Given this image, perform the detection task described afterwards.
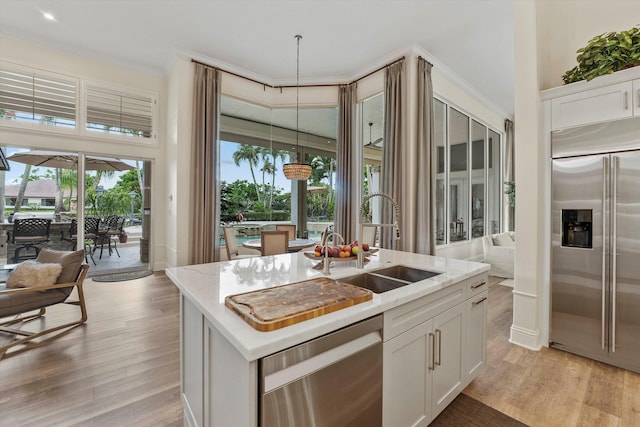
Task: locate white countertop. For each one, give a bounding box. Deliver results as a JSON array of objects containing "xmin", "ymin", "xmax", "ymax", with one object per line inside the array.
[{"xmin": 165, "ymin": 249, "xmax": 489, "ymax": 361}]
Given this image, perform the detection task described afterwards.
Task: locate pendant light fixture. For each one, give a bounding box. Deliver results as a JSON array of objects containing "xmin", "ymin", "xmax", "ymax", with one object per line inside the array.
[{"xmin": 283, "ymin": 34, "xmax": 312, "ymax": 181}]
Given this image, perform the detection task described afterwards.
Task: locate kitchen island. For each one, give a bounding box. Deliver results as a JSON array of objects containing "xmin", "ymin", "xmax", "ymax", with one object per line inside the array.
[{"xmin": 166, "ymin": 249, "xmax": 490, "ymax": 427}]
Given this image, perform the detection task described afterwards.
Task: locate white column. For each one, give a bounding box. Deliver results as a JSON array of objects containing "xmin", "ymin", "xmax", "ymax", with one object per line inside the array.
[{"xmin": 511, "ymin": 0, "xmax": 543, "ymax": 350}]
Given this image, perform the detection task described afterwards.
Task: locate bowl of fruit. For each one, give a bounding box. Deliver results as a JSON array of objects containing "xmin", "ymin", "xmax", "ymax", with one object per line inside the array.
[{"xmin": 304, "ymin": 240, "xmax": 378, "ymax": 262}]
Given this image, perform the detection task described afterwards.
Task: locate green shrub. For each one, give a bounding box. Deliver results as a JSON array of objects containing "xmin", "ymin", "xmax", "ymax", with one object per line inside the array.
[{"xmin": 563, "ymin": 25, "xmax": 640, "ymax": 84}]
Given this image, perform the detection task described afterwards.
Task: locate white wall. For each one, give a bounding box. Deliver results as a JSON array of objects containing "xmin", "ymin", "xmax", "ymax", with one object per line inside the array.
[
  {"xmin": 0, "ymin": 35, "xmax": 168, "ymax": 271},
  {"xmin": 536, "ymin": 0, "xmax": 640, "ymax": 91},
  {"xmin": 511, "ymin": 1, "xmax": 638, "ymax": 349}
]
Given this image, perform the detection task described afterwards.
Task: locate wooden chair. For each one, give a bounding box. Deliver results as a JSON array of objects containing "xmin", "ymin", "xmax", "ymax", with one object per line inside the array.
[
  {"xmin": 260, "ymin": 231, "xmax": 289, "ymax": 256},
  {"xmin": 362, "ymin": 224, "xmax": 378, "ymax": 247},
  {"xmin": 0, "ymin": 249, "xmax": 88, "ymax": 360},
  {"xmin": 276, "ymin": 224, "xmax": 296, "ymax": 240},
  {"xmin": 223, "ymin": 226, "xmax": 258, "ymax": 260}
]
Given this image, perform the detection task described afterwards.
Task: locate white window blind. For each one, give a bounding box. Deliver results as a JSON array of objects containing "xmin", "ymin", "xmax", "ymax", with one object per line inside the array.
[
  {"xmin": 0, "ymin": 68, "xmax": 76, "ymax": 127},
  {"xmin": 86, "ymin": 85, "xmax": 154, "ymax": 138}
]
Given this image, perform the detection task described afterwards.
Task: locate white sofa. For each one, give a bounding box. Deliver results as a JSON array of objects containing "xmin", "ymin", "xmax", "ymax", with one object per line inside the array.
[{"xmin": 482, "ymin": 231, "xmax": 515, "ymax": 278}]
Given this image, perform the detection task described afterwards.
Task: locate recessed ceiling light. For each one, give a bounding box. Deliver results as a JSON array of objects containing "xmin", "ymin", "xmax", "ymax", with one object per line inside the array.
[{"xmin": 42, "ymin": 12, "xmax": 56, "ymax": 21}]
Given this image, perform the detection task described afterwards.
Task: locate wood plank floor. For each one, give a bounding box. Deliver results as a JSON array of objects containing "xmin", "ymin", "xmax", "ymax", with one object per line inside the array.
[
  {"xmin": 464, "ymin": 278, "xmax": 640, "ymax": 427},
  {"xmin": 1, "ymin": 273, "xmax": 639, "ymax": 426},
  {"xmin": 0, "ymin": 273, "xmax": 183, "ymax": 426}
]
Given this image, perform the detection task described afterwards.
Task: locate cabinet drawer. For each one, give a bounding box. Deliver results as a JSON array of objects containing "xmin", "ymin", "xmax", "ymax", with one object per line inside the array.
[
  {"xmin": 383, "ymin": 282, "xmax": 464, "ymax": 341},
  {"xmin": 550, "ymin": 81, "xmax": 633, "ymax": 130},
  {"xmin": 466, "ymin": 273, "xmax": 488, "ymax": 298}
]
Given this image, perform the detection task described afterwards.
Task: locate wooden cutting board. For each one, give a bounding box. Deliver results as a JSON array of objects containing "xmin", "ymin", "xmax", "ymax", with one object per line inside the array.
[{"xmin": 225, "ymin": 277, "xmax": 372, "ymax": 331}]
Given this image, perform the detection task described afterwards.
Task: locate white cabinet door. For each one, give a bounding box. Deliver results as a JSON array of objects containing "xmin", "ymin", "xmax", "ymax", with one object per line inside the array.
[
  {"xmin": 383, "ymin": 319, "xmax": 432, "ymax": 427},
  {"xmin": 550, "ymin": 81, "xmax": 633, "ymax": 130},
  {"xmin": 430, "ymin": 303, "xmax": 465, "ymax": 419},
  {"xmin": 634, "ymin": 79, "xmax": 640, "ymax": 115},
  {"xmin": 464, "ymin": 290, "xmax": 488, "ymax": 382},
  {"xmin": 182, "ymin": 296, "xmax": 204, "ymax": 427}
]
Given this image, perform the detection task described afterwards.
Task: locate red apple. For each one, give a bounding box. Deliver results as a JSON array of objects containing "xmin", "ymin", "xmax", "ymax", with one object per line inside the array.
[{"xmin": 362, "ymin": 243, "xmax": 370, "ymax": 251}]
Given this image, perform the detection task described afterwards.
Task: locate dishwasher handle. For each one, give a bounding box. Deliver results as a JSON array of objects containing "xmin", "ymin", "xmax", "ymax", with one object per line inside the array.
[{"xmin": 263, "ymin": 330, "xmax": 382, "ymax": 393}]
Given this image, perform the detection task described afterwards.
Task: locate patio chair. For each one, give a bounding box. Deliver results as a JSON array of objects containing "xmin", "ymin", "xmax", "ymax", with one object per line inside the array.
[
  {"xmin": 223, "ymin": 226, "xmax": 258, "ymax": 260},
  {"xmin": 8, "ymin": 218, "xmax": 52, "ymax": 263},
  {"xmin": 98, "ymin": 216, "xmax": 125, "ymax": 259},
  {"xmin": 0, "ymin": 248, "xmax": 88, "ymax": 360},
  {"xmin": 260, "ymin": 230, "xmax": 289, "ymax": 256},
  {"xmin": 276, "ymin": 224, "xmax": 296, "ymax": 240},
  {"xmin": 60, "ymin": 217, "xmax": 101, "ymax": 265}
]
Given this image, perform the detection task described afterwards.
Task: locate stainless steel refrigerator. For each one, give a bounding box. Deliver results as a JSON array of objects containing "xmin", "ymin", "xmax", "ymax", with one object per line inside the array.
[{"xmin": 551, "ymin": 117, "xmax": 640, "ymax": 373}]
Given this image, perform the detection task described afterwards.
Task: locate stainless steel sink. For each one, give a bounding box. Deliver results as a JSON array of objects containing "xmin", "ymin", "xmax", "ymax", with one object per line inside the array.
[
  {"xmin": 370, "ymin": 265, "xmax": 440, "ymax": 283},
  {"xmin": 338, "ymin": 265, "xmax": 441, "ymax": 294},
  {"xmin": 337, "ymin": 273, "xmax": 410, "ymax": 294}
]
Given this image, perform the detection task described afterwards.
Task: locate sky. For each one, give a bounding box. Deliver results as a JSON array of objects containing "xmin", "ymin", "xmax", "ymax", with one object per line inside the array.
[
  {"xmin": 220, "ymin": 140, "xmax": 292, "ymax": 191},
  {"xmin": 2, "ymin": 141, "xmax": 326, "ymax": 192}
]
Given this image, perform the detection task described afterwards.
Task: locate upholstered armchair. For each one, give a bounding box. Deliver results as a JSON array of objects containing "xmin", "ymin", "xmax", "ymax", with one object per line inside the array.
[
  {"xmin": 482, "ymin": 231, "xmax": 515, "ymax": 278},
  {"xmin": 0, "ymin": 249, "xmax": 88, "ymax": 359}
]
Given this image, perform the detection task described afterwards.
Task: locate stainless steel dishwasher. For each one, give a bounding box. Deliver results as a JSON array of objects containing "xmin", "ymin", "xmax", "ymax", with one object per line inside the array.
[{"xmin": 260, "ymin": 315, "xmax": 383, "ymax": 427}]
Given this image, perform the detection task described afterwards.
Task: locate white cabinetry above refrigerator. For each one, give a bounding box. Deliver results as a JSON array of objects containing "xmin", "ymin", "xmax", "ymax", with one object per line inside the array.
[{"xmin": 543, "ymin": 67, "xmax": 640, "ymax": 131}]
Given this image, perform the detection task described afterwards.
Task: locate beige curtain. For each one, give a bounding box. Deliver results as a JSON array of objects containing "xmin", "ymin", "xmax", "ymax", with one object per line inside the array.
[
  {"xmin": 380, "ymin": 59, "xmax": 405, "ymax": 250},
  {"xmin": 504, "ymin": 119, "xmax": 515, "ymax": 231},
  {"xmin": 190, "ymin": 64, "xmax": 220, "ymax": 264},
  {"xmin": 335, "ymin": 83, "xmax": 357, "ymax": 242},
  {"xmin": 414, "ymin": 58, "xmax": 435, "ymax": 254}
]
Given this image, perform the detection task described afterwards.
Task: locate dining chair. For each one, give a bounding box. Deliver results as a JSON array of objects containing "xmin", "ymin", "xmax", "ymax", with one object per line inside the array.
[
  {"xmin": 260, "ymin": 231, "xmax": 289, "ymax": 256},
  {"xmin": 223, "ymin": 226, "xmax": 258, "ymax": 260},
  {"xmin": 275, "ymin": 224, "xmax": 296, "ymax": 241},
  {"xmin": 362, "ymin": 224, "xmax": 378, "ymax": 247}
]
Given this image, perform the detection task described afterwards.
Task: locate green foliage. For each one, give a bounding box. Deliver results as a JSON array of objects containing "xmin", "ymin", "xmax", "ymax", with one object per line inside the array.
[
  {"xmin": 563, "ymin": 25, "xmax": 640, "ymax": 84},
  {"xmin": 112, "ymin": 169, "xmax": 140, "ymax": 193},
  {"xmin": 504, "ymin": 181, "xmax": 515, "ymax": 208}
]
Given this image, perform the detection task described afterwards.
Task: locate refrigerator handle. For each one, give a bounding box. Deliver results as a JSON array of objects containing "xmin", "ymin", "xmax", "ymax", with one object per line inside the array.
[
  {"xmin": 611, "ymin": 156, "xmax": 618, "ymax": 353},
  {"xmin": 601, "ymin": 157, "xmax": 607, "ymax": 351}
]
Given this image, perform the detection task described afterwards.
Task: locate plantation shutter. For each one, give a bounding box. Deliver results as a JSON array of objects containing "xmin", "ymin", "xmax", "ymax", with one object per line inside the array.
[
  {"xmin": 0, "ymin": 68, "xmax": 76, "ymax": 126},
  {"xmin": 86, "ymin": 85, "xmax": 154, "ymax": 138}
]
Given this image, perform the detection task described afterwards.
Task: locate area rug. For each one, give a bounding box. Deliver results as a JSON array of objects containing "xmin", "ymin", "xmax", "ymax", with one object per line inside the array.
[
  {"xmin": 430, "ymin": 393, "xmax": 528, "ymax": 427},
  {"xmin": 91, "ymin": 270, "xmax": 153, "ymax": 282}
]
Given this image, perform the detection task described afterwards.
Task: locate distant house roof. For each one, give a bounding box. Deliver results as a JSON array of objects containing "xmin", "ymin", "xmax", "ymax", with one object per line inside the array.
[{"xmin": 5, "ymin": 179, "xmax": 57, "ymax": 198}]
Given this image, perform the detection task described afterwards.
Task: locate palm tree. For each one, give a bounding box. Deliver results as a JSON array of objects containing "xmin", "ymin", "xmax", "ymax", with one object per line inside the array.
[
  {"xmin": 59, "ymin": 169, "xmax": 77, "ymax": 211},
  {"xmin": 14, "ymin": 164, "xmax": 31, "ymax": 213},
  {"xmin": 232, "ymin": 144, "xmax": 261, "ymax": 202}
]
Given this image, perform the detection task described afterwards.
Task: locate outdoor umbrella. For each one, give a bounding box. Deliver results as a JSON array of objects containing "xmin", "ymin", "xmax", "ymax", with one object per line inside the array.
[{"xmin": 6, "ymin": 150, "xmax": 134, "ymax": 171}]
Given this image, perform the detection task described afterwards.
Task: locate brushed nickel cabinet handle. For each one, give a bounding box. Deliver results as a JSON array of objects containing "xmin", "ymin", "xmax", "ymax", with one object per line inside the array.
[
  {"xmin": 472, "ymin": 296, "xmax": 487, "ymax": 306},
  {"xmin": 428, "ymin": 332, "xmax": 435, "ymax": 371},
  {"xmin": 471, "ymin": 281, "xmax": 486, "ymax": 289},
  {"xmin": 435, "ymin": 329, "xmax": 442, "ymax": 366},
  {"xmin": 623, "ymin": 91, "xmax": 629, "ymax": 110}
]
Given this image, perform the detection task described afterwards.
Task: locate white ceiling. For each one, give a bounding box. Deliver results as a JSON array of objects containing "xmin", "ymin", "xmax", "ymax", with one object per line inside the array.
[{"xmin": 0, "ymin": 0, "xmax": 515, "ymax": 117}]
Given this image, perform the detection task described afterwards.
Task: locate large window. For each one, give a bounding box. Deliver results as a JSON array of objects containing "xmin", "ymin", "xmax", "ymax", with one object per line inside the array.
[
  {"xmin": 0, "ymin": 62, "xmax": 157, "ymax": 143},
  {"xmin": 219, "ymin": 96, "xmax": 337, "ymax": 245},
  {"xmin": 435, "ymin": 98, "xmax": 503, "ymax": 246},
  {"xmin": 0, "ymin": 65, "xmax": 77, "ymax": 128}
]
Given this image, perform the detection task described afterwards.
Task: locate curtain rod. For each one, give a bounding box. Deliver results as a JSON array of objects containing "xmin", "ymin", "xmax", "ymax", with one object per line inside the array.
[
  {"xmin": 191, "ymin": 55, "xmax": 407, "ymax": 89},
  {"xmin": 417, "ymin": 56, "xmax": 434, "ymax": 67}
]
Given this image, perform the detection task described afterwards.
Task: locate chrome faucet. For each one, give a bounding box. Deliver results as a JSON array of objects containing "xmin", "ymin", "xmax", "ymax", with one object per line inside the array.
[
  {"xmin": 323, "ymin": 232, "xmax": 345, "ymax": 275},
  {"xmin": 357, "ymin": 192, "xmax": 401, "ymax": 269}
]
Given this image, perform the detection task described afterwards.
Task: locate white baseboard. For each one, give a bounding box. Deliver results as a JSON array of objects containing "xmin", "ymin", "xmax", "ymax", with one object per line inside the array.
[{"xmin": 509, "ymin": 325, "xmax": 542, "ymax": 351}]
